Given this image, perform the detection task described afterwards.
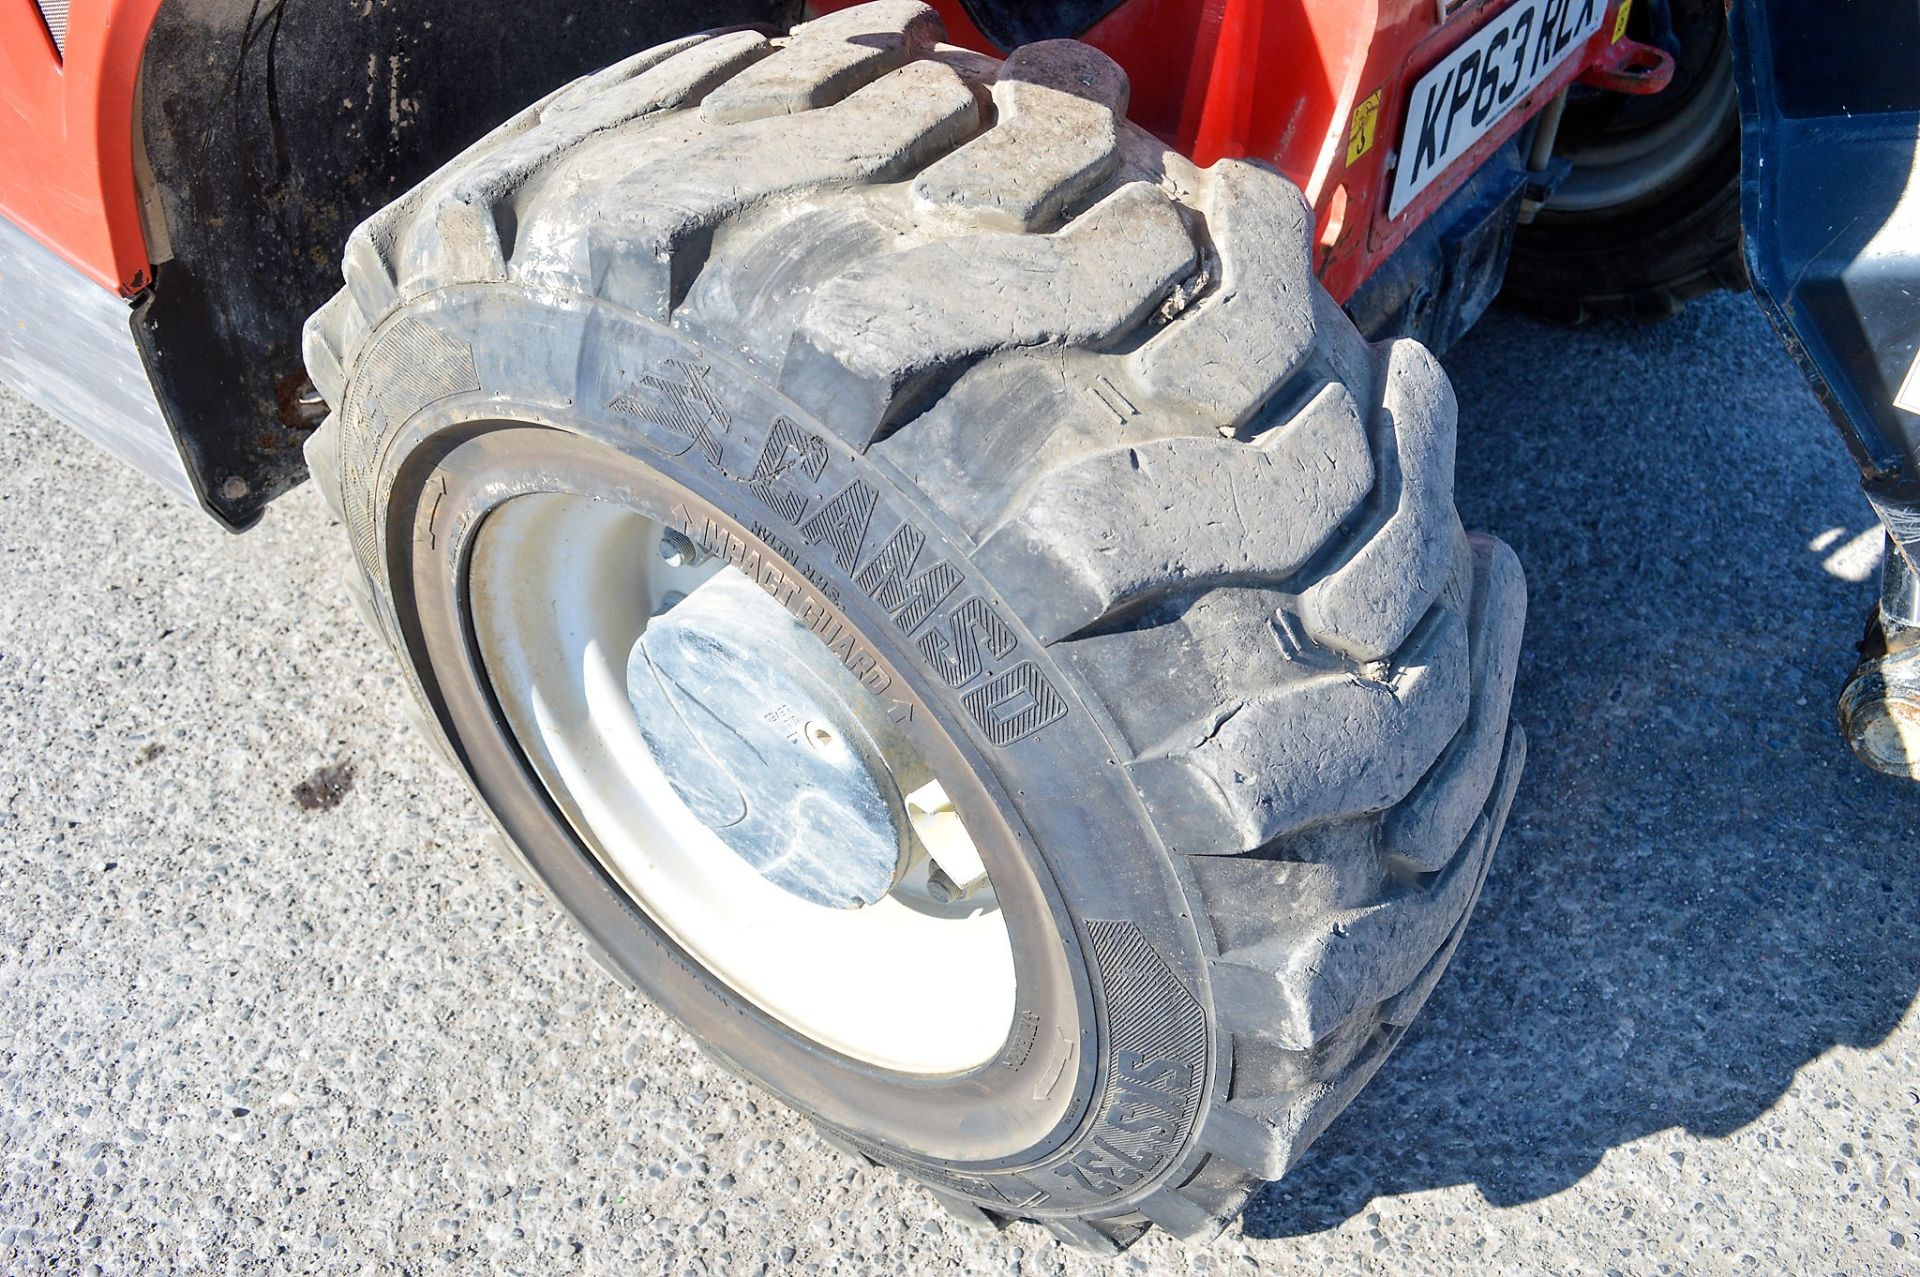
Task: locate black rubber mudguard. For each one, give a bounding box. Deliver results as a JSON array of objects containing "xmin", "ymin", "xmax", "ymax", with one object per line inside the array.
[{"xmin": 134, "ymin": 0, "xmax": 801, "ymax": 529}]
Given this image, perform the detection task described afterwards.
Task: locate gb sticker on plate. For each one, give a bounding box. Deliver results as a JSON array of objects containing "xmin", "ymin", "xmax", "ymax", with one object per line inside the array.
[{"xmin": 1389, "ymin": 0, "xmax": 1609, "ymax": 218}]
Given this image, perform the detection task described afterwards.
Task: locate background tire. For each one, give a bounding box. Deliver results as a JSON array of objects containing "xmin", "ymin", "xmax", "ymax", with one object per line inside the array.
[
  {"xmin": 301, "ymin": 1, "xmax": 1527, "ymax": 1248},
  {"xmin": 1503, "ymin": 0, "xmax": 1745, "ymax": 323}
]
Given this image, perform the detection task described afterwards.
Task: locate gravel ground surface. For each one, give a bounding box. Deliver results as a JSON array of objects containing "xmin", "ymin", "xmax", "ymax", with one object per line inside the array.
[{"xmin": 2, "ymin": 293, "xmax": 1917, "ymax": 1276}]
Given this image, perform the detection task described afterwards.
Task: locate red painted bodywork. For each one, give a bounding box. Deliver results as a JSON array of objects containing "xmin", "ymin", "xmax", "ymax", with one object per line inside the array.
[
  {"xmin": 0, "ymin": 0, "xmax": 168, "ymax": 296},
  {"xmin": 2, "ymin": 0, "xmax": 1622, "ymax": 303}
]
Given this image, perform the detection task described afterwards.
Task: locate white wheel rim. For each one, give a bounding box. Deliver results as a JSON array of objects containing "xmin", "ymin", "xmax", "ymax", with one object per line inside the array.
[{"xmin": 469, "ymin": 492, "xmax": 1018, "ymax": 1075}]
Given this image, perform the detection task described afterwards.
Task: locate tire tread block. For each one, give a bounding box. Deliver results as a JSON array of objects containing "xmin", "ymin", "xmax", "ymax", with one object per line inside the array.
[
  {"xmin": 1209, "ymin": 724, "xmax": 1526, "ymax": 1055},
  {"xmin": 554, "ymin": 58, "xmax": 980, "ymax": 320},
  {"xmin": 782, "ymin": 180, "xmax": 1198, "ymax": 443},
  {"xmin": 1384, "ymin": 534, "xmax": 1527, "ymax": 870},
  {"xmin": 978, "ymin": 380, "xmax": 1372, "ymax": 644},
  {"xmin": 912, "ymin": 40, "xmax": 1128, "ymax": 231},
  {"xmin": 1129, "ymin": 159, "xmax": 1319, "ymax": 432},
  {"xmin": 697, "ymin": 0, "xmax": 943, "ymax": 125},
  {"xmin": 1129, "ymin": 603, "xmax": 1472, "ymax": 855},
  {"xmin": 538, "ymin": 32, "xmax": 721, "ymax": 119},
  {"xmin": 405, "ymin": 31, "xmax": 777, "ymax": 291},
  {"xmin": 302, "ymin": 292, "xmax": 352, "ymax": 408},
  {"xmin": 1298, "ymin": 338, "xmax": 1459, "ymax": 663},
  {"xmin": 1135, "ymin": 1157, "xmax": 1258, "ymax": 1243},
  {"xmin": 1202, "ymin": 725, "xmax": 1524, "ymax": 1179},
  {"xmin": 1039, "ymin": 1216, "xmax": 1150, "ymax": 1254}
]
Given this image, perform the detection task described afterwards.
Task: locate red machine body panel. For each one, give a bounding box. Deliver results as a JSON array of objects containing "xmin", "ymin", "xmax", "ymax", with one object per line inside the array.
[{"xmin": 0, "ymin": 0, "xmax": 167, "ymax": 296}]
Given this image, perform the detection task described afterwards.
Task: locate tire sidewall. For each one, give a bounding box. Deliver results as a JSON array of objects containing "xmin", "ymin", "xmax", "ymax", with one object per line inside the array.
[{"xmin": 337, "ymin": 282, "xmax": 1222, "ymax": 1216}]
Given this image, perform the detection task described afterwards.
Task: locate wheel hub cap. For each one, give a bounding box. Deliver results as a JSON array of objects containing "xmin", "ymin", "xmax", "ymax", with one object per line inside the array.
[{"xmin": 625, "ymin": 568, "xmax": 915, "ymax": 908}]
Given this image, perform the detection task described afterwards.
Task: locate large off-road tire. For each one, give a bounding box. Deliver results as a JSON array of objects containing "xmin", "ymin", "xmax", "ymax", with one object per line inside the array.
[
  {"xmin": 1502, "ymin": 0, "xmax": 1745, "ymax": 323},
  {"xmin": 300, "ymin": 2, "xmax": 1527, "ymax": 1248}
]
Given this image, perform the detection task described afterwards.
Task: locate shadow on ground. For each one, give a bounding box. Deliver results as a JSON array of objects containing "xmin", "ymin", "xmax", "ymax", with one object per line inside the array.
[{"xmin": 1244, "ymin": 295, "xmax": 1920, "ymax": 1239}]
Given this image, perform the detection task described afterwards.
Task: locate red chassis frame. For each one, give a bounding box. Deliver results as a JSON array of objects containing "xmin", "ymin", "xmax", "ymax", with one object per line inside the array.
[{"xmin": 2, "ymin": 0, "xmax": 1627, "ymax": 306}]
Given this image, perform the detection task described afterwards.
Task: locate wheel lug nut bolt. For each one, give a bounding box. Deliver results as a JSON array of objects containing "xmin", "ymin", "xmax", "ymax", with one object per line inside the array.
[
  {"xmin": 658, "ymin": 528, "xmax": 701, "ymax": 567},
  {"xmin": 926, "ymin": 864, "xmax": 959, "ymax": 903}
]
